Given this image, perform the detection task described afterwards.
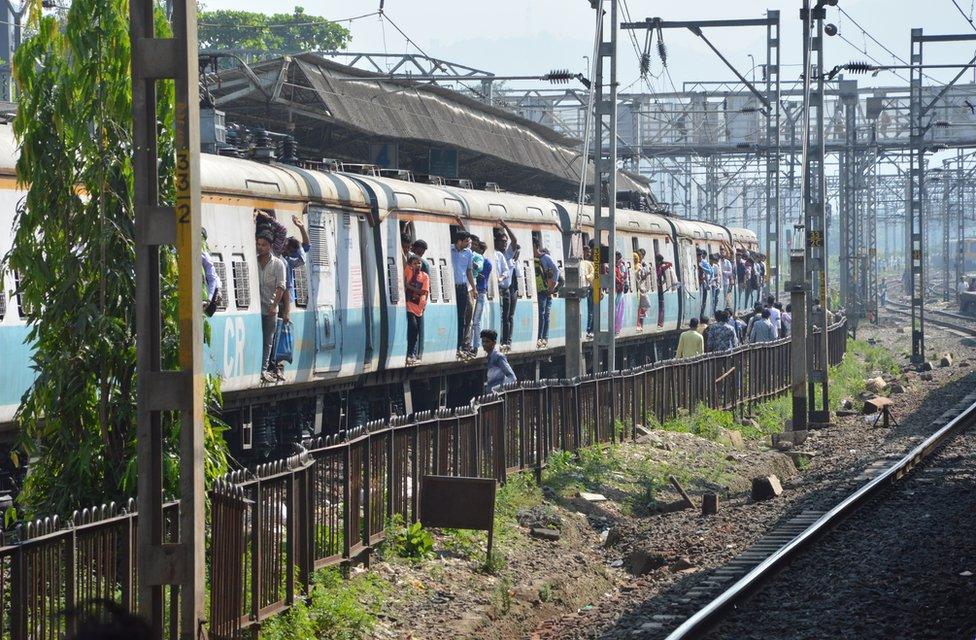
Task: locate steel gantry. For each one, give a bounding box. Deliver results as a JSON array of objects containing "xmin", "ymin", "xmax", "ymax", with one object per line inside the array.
[
  {"xmin": 838, "ymin": 79, "xmax": 859, "ymax": 322},
  {"xmin": 591, "ymin": 0, "xmax": 619, "ymax": 371},
  {"xmin": 799, "ymin": 0, "xmax": 831, "ymax": 425},
  {"xmin": 620, "ymin": 12, "xmax": 783, "ymax": 293},
  {"xmin": 907, "ymin": 29, "xmax": 976, "ymax": 364}
]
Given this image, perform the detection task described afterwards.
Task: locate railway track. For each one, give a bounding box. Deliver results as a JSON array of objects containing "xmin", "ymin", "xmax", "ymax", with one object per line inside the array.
[
  {"xmin": 884, "ymin": 300, "xmax": 976, "ymax": 338},
  {"xmin": 657, "ymin": 387, "xmax": 976, "ymax": 640}
]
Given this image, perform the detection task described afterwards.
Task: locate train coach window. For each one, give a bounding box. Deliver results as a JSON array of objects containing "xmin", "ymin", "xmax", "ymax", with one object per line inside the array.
[
  {"xmin": 438, "ymin": 259, "xmax": 452, "ymax": 302},
  {"xmin": 386, "ymin": 257, "xmax": 400, "ymax": 304},
  {"xmin": 427, "ymin": 258, "xmax": 440, "ymax": 302},
  {"xmin": 210, "ymin": 254, "xmax": 228, "ymax": 312},
  {"xmin": 231, "ymin": 254, "xmax": 251, "ymax": 310},
  {"xmin": 294, "ymin": 264, "xmax": 309, "ymax": 308},
  {"xmin": 13, "ymin": 271, "xmax": 30, "ymax": 317},
  {"xmin": 522, "ymin": 260, "xmax": 534, "ymax": 299}
]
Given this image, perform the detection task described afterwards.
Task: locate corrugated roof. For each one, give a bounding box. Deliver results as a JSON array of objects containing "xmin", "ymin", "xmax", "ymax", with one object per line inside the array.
[{"xmin": 209, "ymin": 53, "xmax": 652, "ymax": 197}]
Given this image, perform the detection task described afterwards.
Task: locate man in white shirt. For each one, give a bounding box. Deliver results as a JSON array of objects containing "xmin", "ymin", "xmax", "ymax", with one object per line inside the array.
[
  {"xmin": 764, "ymin": 295, "xmax": 782, "ymax": 338},
  {"xmin": 721, "ymin": 252, "xmax": 734, "ymax": 310},
  {"xmin": 581, "ymin": 244, "xmax": 596, "ymax": 337},
  {"xmin": 257, "ymin": 229, "xmax": 286, "ymax": 382},
  {"xmin": 498, "ymin": 221, "xmax": 520, "ymax": 350}
]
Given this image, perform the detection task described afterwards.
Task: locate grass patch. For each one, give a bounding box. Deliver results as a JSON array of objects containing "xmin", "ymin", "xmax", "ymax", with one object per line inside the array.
[
  {"xmin": 260, "ymin": 568, "xmax": 387, "ymax": 640},
  {"xmin": 751, "ymin": 395, "xmax": 791, "ymax": 438},
  {"xmin": 849, "ymin": 337, "xmax": 900, "ymax": 376},
  {"xmin": 543, "ymin": 445, "xmax": 623, "ymax": 496},
  {"xmin": 493, "ymin": 472, "xmax": 543, "ymax": 549},
  {"xmin": 660, "ymin": 404, "xmax": 734, "ymax": 441},
  {"xmin": 382, "ymin": 514, "xmax": 434, "ymax": 562}
]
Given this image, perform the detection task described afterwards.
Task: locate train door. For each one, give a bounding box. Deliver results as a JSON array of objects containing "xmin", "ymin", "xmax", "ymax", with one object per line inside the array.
[
  {"xmin": 308, "ymin": 205, "xmax": 343, "ymax": 373},
  {"xmin": 358, "ymin": 214, "xmax": 378, "ymax": 371}
]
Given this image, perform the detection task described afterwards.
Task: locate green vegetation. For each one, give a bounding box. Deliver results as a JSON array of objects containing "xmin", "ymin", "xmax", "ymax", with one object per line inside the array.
[
  {"xmin": 9, "ymin": 0, "xmax": 228, "ymax": 516},
  {"xmin": 849, "ymin": 337, "xmax": 900, "ymax": 376},
  {"xmin": 198, "ymin": 7, "xmax": 350, "ymax": 56},
  {"xmin": 543, "ymin": 442, "xmax": 733, "ymax": 515},
  {"xmin": 493, "ymin": 472, "xmax": 543, "ymax": 545},
  {"xmin": 752, "ymin": 395, "xmax": 792, "ymax": 436},
  {"xmin": 260, "ymin": 568, "xmax": 387, "ymax": 640},
  {"xmin": 383, "ymin": 515, "xmax": 434, "ymax": 561}
]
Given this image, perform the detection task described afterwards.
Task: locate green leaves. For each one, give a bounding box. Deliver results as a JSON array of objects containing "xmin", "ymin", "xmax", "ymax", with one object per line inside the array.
[
  {"xmin": 7, "ymin": 0, "xmax": 227, "ymax": 517},
  {"xmin": 198, "ymin": 6, "xmax": 351, "ymax": 57}
]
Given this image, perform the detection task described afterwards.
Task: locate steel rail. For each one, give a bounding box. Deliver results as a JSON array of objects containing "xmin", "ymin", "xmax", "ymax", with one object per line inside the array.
[
  {"xmin": 885, "ymin": 300, "xmax": 976, "ymax": 336},
  {"xmin": 664, "ymin": 389, "xmax": 976, "ymax": 640}
]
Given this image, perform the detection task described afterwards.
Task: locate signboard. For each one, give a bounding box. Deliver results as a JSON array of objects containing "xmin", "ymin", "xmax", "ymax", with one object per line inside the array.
[
  {"xmin": 420, "ymin": 475, "xmax": 496, "ymax": 561},
  {"xmin": 428, "ymin": 148, "xmax": 459, "ymax": 178}
]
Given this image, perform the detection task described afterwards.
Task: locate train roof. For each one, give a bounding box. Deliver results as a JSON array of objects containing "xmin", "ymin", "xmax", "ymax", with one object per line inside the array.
[{"xmin": 201, "ymin": 154, "xmax": 370, "ymax": 209}]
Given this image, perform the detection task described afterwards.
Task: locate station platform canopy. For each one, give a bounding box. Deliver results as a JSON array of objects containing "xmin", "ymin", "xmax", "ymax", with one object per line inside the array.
[{"xmin": 206, "ymin": 52, "xmax": 652, "ymax": 200}]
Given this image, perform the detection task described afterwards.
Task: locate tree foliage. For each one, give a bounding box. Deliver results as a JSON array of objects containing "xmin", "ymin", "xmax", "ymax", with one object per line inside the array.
[
  {"xmin": 7, "ymin": 0, "xmax": 228, "ymax": 517},
  {"xmin": 198, "ymin": 6, "xmax": 350, "ymax": 55}
]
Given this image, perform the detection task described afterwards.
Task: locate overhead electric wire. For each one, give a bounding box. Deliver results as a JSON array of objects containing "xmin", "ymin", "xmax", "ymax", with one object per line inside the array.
[
  {"xmin": 199, "ymin": 11, "xmax": 380, "ymax": 28},
  {"xmin": 950, "ymin": 0, "xmax": 976, "ymax": 31},
  {"xmin": 836, "ymin": 6, "xmax": 940, "ymax": 83},
  {"xmin": 620, "ymin": 0, "xmax": 657, "ymax": 91},
  {"xmin": 835, "ymin": 31, "xmax": 910, "ymax": 83}
]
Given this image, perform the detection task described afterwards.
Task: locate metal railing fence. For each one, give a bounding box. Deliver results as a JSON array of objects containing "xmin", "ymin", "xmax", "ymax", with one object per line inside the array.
[{"xmin": 0, "ymin": 321, "xmax": 846, "ymax": 640}]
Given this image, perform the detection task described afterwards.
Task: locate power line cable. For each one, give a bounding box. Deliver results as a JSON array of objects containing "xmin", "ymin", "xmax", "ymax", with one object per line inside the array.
[
  {"xmin": 200, "ymin": 11, "xmax": 380, "ymax": 28},
  {"xmin": 836, "ymin": 6, "xmax": 940, "ymax": 83},
  {"xmin": 950, "ymin": 0, "xmax": 976, "ymax": 31},
  {"xmin": 835, "ymin": 31, "xmax": 910, "ymax": 83}
]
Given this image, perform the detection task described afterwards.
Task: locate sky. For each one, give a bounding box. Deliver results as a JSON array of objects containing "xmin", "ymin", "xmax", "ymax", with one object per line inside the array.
[{"xmin": 198, "ymin": 0, "xmax": 976, "ymax": 91}]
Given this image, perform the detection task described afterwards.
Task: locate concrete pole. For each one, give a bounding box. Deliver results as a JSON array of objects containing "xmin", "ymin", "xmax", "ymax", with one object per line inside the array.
[
  {"xmin": 790, "ymin": 230, "xmax": 808, "ymax": 431},
  {"xmin": 564, "ymin": 259, "xmax": 583, "ymax": 378}
]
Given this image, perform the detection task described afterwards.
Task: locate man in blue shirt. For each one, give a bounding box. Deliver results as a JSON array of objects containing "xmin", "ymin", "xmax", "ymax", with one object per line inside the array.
[
  {"xmin": 480, "ymin": 329, "xmax": 516, "ymax": 392},
  {"xmin": 534, "ymin": 242, "xmax": 560, "ymax": 346},
  {"xmin": 698, "ymin": 249, "xmax": 714, "ymax": 318},
  {"xmin": 280, "ymin": 214, "xmax": 311, "ymax": 324},
  {"xmin": 451, "ymin": 230, "xmax": 477, "ymax": 357},
  {"xmin": 749, "ymin": 308, "xmax": 776, "ymax": 343}
]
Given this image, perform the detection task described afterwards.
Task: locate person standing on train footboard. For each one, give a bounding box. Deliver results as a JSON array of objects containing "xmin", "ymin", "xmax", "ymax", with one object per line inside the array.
[
  {"xmin": 256, "ymin": 229, "xmax": 286, "ymax": 383},
  {"xmin": 404, "ymin": 254, "xmax": 430, "ymax": 365},
  {"xmin": 534, "ymin": 241, "xmax": 560, "ymax": 347},
  {"xmin": 451, "ymin": 230, "xmax": 476, "ymax": 359},
  {"xmin": 498, "ymin": 221, "xmax": 520, "ymax": 352}
]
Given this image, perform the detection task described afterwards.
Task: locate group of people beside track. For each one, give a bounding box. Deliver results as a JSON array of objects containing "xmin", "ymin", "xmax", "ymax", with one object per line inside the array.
[
  {"xmin": 675, "ymin": 294, "xmax": 792, "ymax": 358},
  {"xmin": 400, "ymin": 223, "xmax": 561, "ymax": 366}
]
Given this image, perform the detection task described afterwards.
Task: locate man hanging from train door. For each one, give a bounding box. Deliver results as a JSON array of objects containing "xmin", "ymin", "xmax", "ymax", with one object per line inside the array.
[
  {"xmin": 256, "ymin": 229, "xmax": 286, "ymax": 383},
  {"xmin": 655, "ymin": 253, "xmax": 676, "ymax": 328},
  {"xmin": 497, "ymin": 221, "xmax": 520, "ymax": 352},
  {"xmin": 534, "ymin": 239, "xmax": 560, "ymax": 347},
  {"xmin": 451, "ymin": 230, "xmax": 476, "ymax": 359}
]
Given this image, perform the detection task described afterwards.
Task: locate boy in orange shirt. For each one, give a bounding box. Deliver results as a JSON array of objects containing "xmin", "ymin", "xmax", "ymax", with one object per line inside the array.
[{"xmin": 405, "ymin": 254, "xmax": 430, "ymax": 365}]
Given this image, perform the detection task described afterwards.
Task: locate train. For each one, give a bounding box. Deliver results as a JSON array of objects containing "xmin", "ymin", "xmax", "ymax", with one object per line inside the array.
[{"xmin": 0, "ymin": 121, "xmax": 760, "ymax": 463}]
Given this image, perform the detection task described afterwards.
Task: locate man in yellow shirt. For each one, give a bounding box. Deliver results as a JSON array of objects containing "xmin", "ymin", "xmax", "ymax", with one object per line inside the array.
[{"xmin": 676, "ymin": 318, "xmax": 704, "ymax": 358}]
